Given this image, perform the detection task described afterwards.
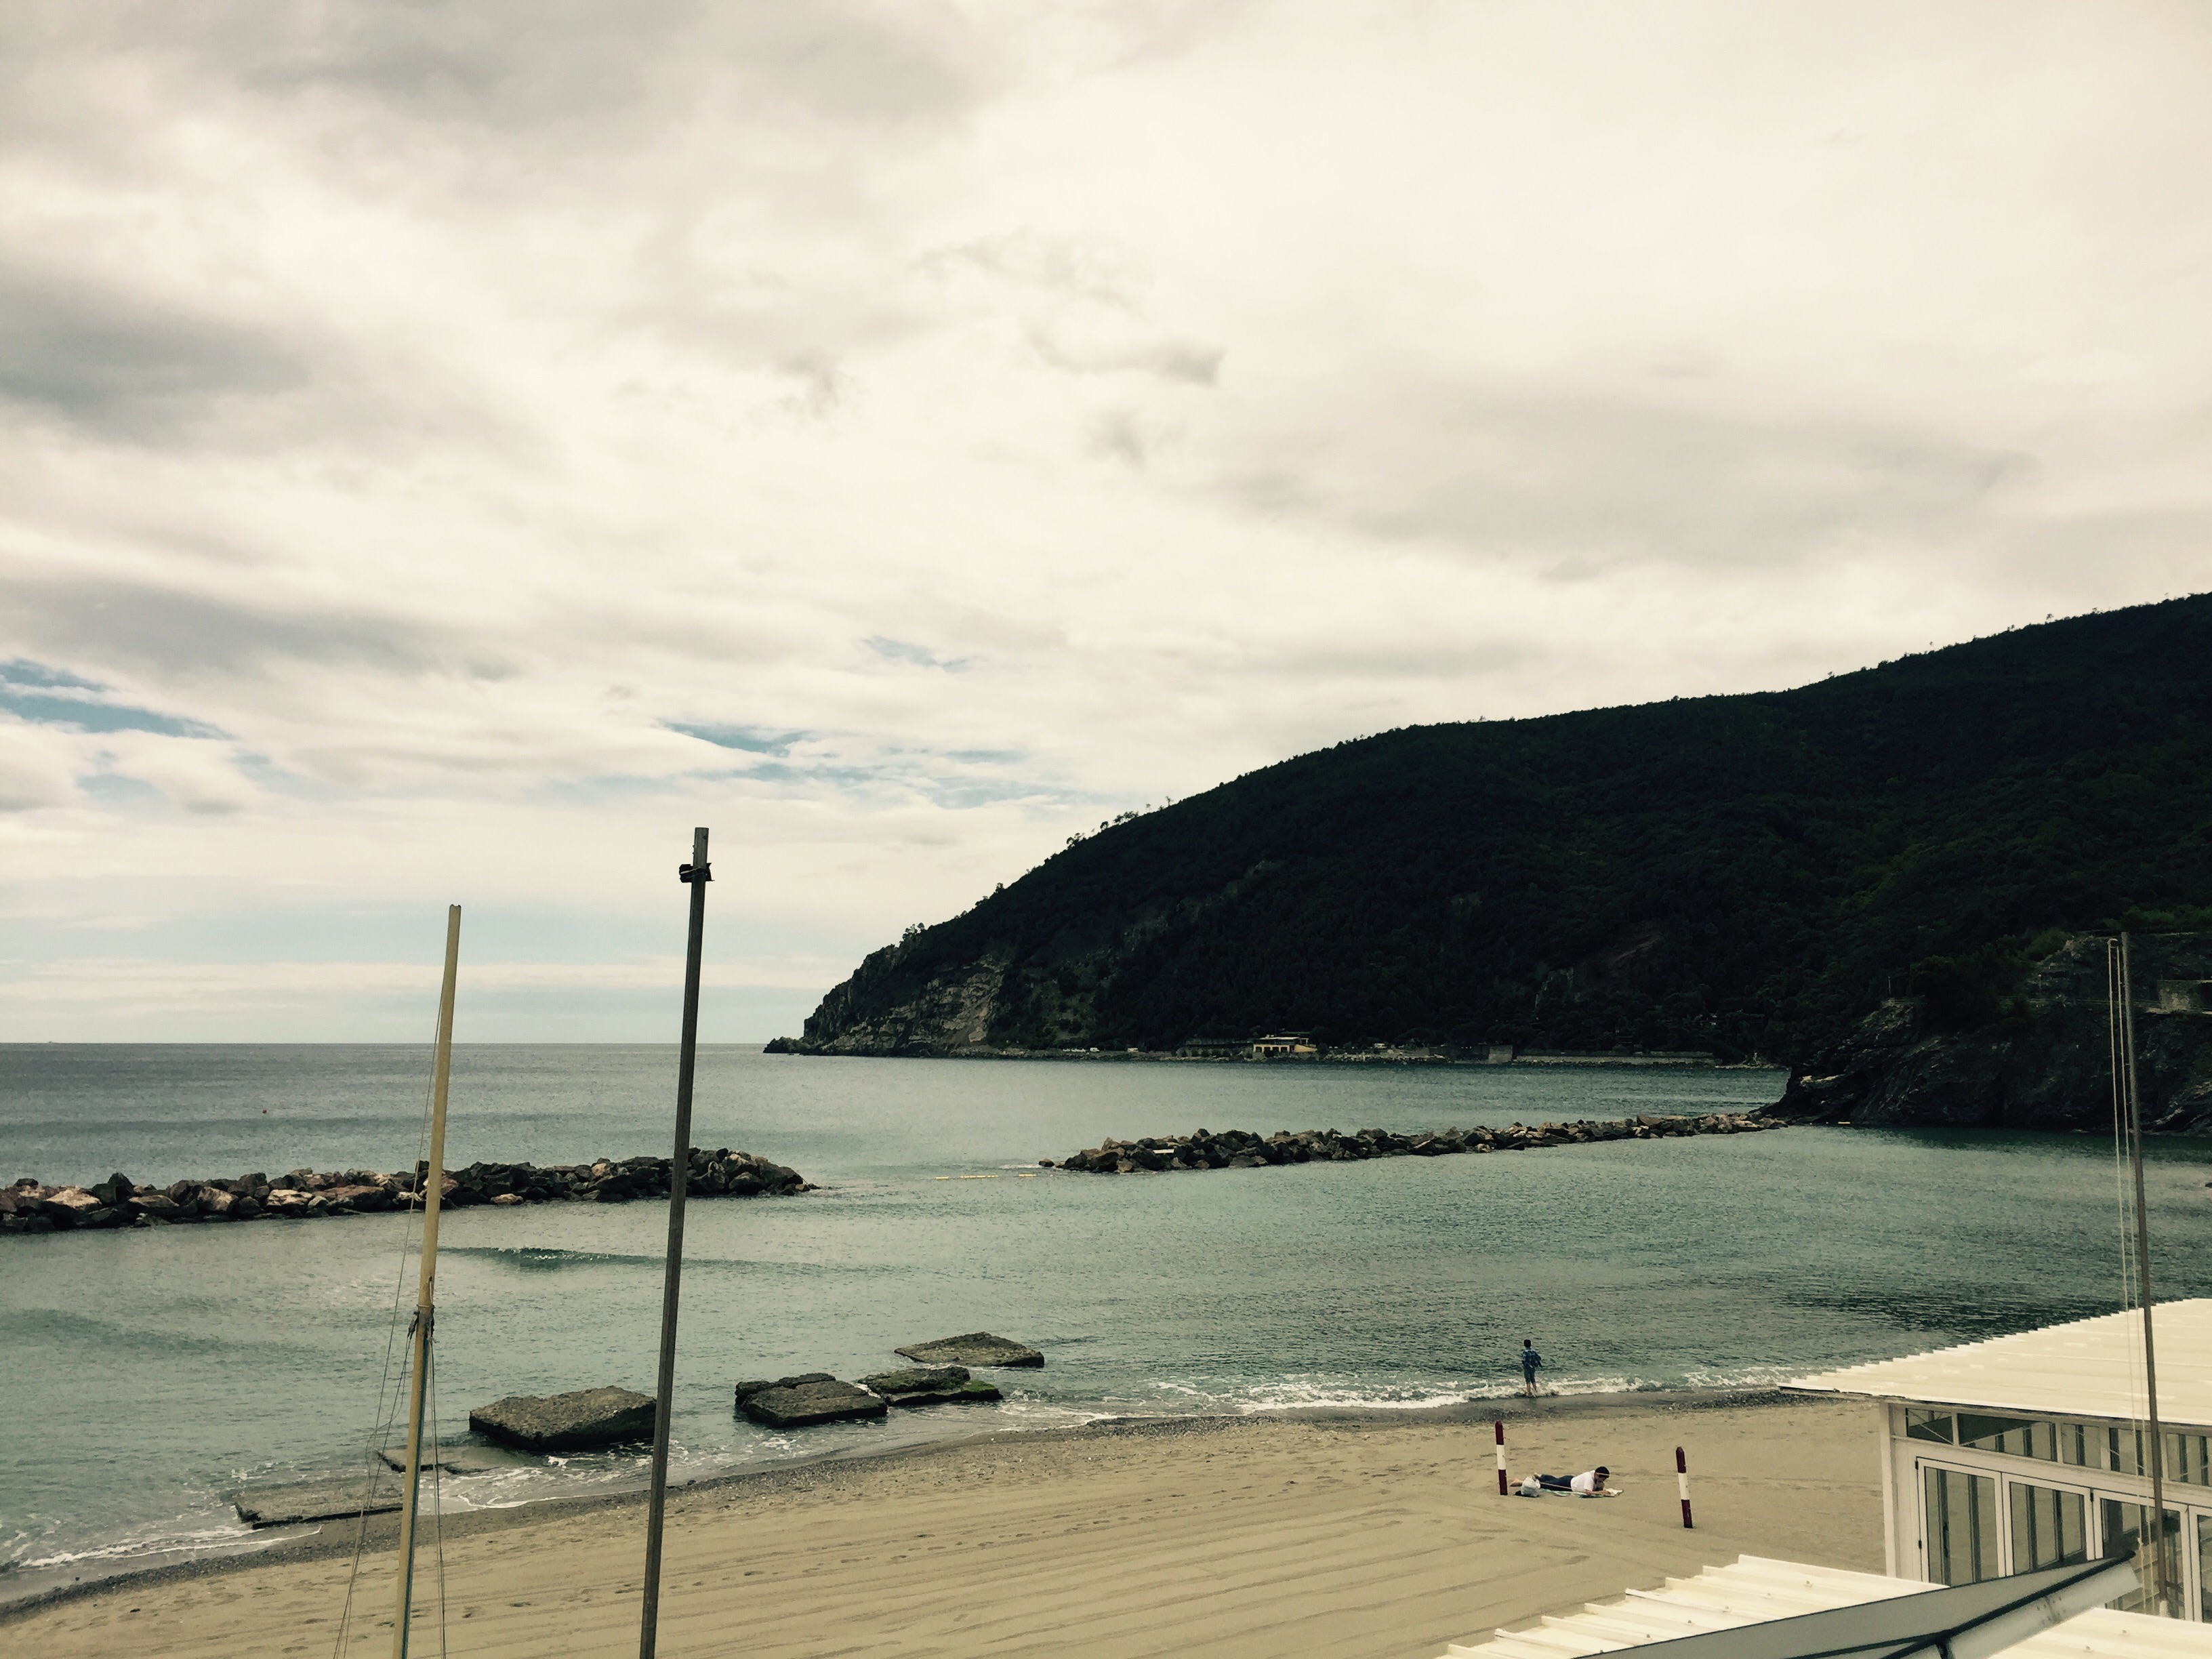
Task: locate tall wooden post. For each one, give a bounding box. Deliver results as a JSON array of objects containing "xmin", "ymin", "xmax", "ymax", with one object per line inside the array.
[
  {"xmin": 640, "ymin": 829, "xmax": 710, "ymax": 1659},
  {"xmin": 2117, "ymin": 934, "xmax": 2170, "ymax": 1616},
  {"xmin": 392, "ymin": 904, "xmax": 460, "ymax": 1659}
]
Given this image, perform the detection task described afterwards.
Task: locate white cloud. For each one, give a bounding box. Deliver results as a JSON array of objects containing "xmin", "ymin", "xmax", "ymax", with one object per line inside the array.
[
  {"xmin": 0, "ymin": 718, "xmax": 79, "ymax": 811},
  {"xmin": 1, "ymin": 0, "xmax": 2207, "ymax": 1035}
]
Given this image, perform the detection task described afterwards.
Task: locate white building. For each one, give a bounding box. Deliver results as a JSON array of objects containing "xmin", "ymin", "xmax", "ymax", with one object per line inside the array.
[
  {"xmin": 1437, "ymin": 1553, "xmax": 2206, "ymax": 1657},
  {"xmin": 1786, "ymin": 1299, "xmax": 2212, "ymax": 1620}
]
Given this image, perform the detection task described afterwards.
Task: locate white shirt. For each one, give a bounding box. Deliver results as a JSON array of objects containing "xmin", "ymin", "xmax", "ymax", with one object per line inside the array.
[{"xmin": 1570, "ymin": 1470, "xmax": 1605, "ymax": 1494}]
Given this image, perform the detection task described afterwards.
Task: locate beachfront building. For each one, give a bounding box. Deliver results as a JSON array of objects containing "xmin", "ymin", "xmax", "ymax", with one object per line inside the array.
[
  {"xmin": 1439, "ymin": 1553, "xmax": 2210, "ymax": 1657},
  {"xmin": 1786, "ymin": 1300, "xmax": 2212, "ymax": 1620}
]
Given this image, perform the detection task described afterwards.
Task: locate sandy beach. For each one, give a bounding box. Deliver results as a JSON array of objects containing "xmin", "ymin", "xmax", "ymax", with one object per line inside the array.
[{"xmin": 5, "ymin": 1392, "xmax": 1883, "ymax": 1659}]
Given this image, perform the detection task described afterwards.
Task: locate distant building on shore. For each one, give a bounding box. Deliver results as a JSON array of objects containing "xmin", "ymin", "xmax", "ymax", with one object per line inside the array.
[
  {"xmin": 1789, "ymin": 1301, "xmax": 2212, "ymax": 1622},
  {"xmin": 1251, "ymin": 1033, "xmax": 1316, "ymax": 1058}
]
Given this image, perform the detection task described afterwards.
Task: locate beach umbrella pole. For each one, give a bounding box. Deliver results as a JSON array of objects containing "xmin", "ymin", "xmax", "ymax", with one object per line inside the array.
[{"xmin": 640, "ymin": 828, "xmax": 710, "ymax": 1659}]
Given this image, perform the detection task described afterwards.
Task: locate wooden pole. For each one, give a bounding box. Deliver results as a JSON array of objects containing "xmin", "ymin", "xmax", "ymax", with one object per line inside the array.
[
  {"xmin": 640, "ymin": 829, "xmax": 710, "ymax": 1659},
  {"xmin": 1494, "ymin": 1421, "xmax": 1507, "ymax": 1495},
  {"xmin": 2118, "ymin": 934, "xmax": 2171, "ymax": 1616},
  {"xmin": 1676, "ymin": 1446, "xmax": 1693, "ymax": 1529},
  {"xmin": 392, "ymin": 904, "xmax": 460, "ymax": 1659}
]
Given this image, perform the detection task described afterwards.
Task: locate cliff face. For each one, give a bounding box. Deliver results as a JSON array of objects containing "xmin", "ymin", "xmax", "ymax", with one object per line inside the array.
[
  {"xmin": 1775, "ymin": 934, "xmax": 2212, "ymax": 1131},
  {"xmin": 780, "ymin": 596, "xmax": 2212, "ymax": 1069},
  {"xmin": 798, "ymin": 947, "xmax": 1011, "ymax": 1055},
  {"xmin": 793, "ymin": 861, "xmax": 1291, "ymax": 1055}
]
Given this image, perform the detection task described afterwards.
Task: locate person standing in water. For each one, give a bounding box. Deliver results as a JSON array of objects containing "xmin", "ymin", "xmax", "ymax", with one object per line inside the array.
[{"xmin": 1520, "ymin": 1338, "xmax": 1542, "ymax": 1396}]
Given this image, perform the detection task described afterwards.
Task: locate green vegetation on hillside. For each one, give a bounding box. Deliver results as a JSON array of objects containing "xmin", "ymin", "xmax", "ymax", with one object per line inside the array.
[{"xmin": 797, "ymin": 596, "xmax": 2212, "ymax": 1063}]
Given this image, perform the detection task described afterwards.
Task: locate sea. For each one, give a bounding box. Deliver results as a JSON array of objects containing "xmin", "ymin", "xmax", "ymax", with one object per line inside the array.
[{"xmin": 7, "ymin": 1043, "xmax": 2212, "ymax": 1602}]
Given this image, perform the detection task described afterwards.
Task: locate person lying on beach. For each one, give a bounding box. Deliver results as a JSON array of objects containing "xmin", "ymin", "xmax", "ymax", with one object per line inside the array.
[{"xmin": 1517, "ymin": 1466, "xmax": 1615, "ymax": 1496}]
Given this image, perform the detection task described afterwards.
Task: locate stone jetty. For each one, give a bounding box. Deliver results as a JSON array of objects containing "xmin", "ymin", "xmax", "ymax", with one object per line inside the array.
[
  {"xmin": 1, "ymin": 1146, "xmax": 811, "ymax": 1235},
  {"xmin": 1048, "ymin": 1111, "xmax": 1784, "ymax": 1173}
]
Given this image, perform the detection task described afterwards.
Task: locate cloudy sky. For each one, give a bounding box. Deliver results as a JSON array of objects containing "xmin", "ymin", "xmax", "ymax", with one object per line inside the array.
[{"xmin": 3, "ymin": 1, "xmax": 2207, "ymax": 1041}]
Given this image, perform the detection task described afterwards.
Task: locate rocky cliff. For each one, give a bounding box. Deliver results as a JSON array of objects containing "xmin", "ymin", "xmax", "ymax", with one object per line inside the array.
[
  {"xmin": 791, "ymin": 947, "xmax": 1012, "ymax": 1055},
  {"xmin": 1774, "ymin": 934, "xmax": 2212, "ymax": 1132}
]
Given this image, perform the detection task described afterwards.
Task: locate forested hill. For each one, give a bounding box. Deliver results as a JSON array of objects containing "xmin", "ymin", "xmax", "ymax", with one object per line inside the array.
[{"xmin": 786, "ymin": 595, "xmax": 2212, "ymax": 1065}]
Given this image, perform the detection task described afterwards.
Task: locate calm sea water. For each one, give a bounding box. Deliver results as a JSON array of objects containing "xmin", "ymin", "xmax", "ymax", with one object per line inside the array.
[{"xmin": 5, "ymin": 1044, "xmax": 2211, "ymax": 1599}]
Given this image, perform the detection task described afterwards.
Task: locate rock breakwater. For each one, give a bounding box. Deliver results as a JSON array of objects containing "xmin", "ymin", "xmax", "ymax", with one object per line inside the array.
[
  {"xmin": 1047, "ymin": 1112, "xmax": 1783, "ymax": 1172},
  {"xmin": 1, "ymin": 1146, "xmax": 810, "ymax": 1236}
]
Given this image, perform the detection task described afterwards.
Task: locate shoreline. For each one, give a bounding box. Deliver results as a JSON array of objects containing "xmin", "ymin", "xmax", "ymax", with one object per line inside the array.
[
  {"xmin": 0, "ymin": 1384, "xmax": 1812, "ymax": 1624},
  {"xmin": 764, "ymin": 1045, "xmax": 1779, "ymax": 1069},
  {"xmin": 3, "ymin": 1387, "xmax": 1883, "ymax": 1659}
]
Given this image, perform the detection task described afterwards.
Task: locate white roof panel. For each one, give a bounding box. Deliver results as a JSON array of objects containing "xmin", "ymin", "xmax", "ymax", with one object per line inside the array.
[
  {"xmin": 1436, "ymin": 1555, "xmax": 2212, "ymax": 1657},
  {"xmin": 1784, "ymin": 1300, "xmax": 2212, "ymax": 1429}
]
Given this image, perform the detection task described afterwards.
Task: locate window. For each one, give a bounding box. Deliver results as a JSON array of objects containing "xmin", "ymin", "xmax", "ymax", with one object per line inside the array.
[
  {"xmin": 1926, "ymin": 1415, "xmax": 2085, "ymax": 1464},
  {"xmin": 2166, "ymin": 1432, "xmax": 2211, "ymax": 1486},
  {"xmin": 1959, "ymin": 1414, "xmax": 2039, "ymax": 1456},
  {"xmin": 2108, "ymin": 1427, "xmax": 2147, "ymax": 1477},
  {"xmin": 1924, "ymin": 1467, "xmax": 1998, "ymax": 1586},
  {"xmin": 2008, "ymin": 1481, "xmax": 2087, "ymax": 1572},
  {"xmin": 2198, "ymin": 1515, "xmax": 2212, "ymax": 1622},
  {"xmin": 1906, "ymin": 1410, "xmax": 1954, "ymax": 1445},
  {"xmin": 2099, "ymin": 1500, "xmax": 2181, "ymax": 1618}
]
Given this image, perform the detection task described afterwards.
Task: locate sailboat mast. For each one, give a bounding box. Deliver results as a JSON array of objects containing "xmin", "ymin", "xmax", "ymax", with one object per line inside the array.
[
  {"xmin": 2118, "ymin": 933, "xmax": 2171, "ymax": 1616},
  {"xmin": 392, "ymin": 904, "xmax": 461, "ymax": 1659}
]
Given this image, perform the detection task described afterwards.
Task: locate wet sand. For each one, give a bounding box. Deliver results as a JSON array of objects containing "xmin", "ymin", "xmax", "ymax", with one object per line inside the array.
[{"xmin": 2, "ymin": 1392, "xmax": 1884, "ymax": 1659}]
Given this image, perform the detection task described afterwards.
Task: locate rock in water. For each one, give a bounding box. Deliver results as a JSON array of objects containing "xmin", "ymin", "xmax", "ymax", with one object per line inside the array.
[
  {"xmin": 861, "ymin": 1366, "xmax": 1004, "ymax": 1407},
  {"xmin": 36, "ymin": 1187, "xmax": 105, "ymax": 1228},
  {"xmin": 734, "ymin": 1374, "xmax": 888, "ymax": 1427},
  {"xmin": 469, "ymin": 1385, "xmax": 657, "ymax": 1452},
  {"xmin": 894, "ymin": 1331, "xmax": 1044, "ymax": 1368}
]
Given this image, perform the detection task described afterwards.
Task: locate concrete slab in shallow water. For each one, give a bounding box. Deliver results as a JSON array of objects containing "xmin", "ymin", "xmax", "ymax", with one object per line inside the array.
[
  {"xmin": 894, "ymin": 1332, "xmax": 1043, "ymax": 1368},
  {"xmin": 735, "ymin": 1374, "xmax": 887, "ymax": 1427},
  {"xmin": 470, "ymin": 1385, "xmax": 656, "ymax": 1452},
  {"xmin": 232, "ymin": 1479, "xmax": 399, "ymax": 1528},
  {"xmin": 860, "ymin": 1366, "xmax": 1004, "ymax": 1407},
  {"xmin": 376, "ymin": 1443, "xmax": 533, "ymax": 1474}
]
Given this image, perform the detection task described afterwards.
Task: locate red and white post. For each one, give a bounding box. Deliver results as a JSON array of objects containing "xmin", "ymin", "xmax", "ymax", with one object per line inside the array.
[
  {"xmin": 1495, "ymin": 1421, "xmax": 1508, "ymax": 1496},
  {"xmin": 1676, "ymin": 1446, "xmax": 1693, "ymax": 1528}
]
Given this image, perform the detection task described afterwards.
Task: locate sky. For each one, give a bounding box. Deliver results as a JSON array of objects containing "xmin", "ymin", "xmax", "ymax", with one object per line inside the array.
[{"xmin": 3, "ymin": 1, "xmax": 2209, "ymax": 1042}]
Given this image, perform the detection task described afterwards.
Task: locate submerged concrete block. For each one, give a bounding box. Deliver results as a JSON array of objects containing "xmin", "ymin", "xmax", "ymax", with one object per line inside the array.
[
  {"xmin": 894, "ymin": 1332, "xmax": 1044, "ymax": 1368},
  {"xmin": 735, "ymin": 1374, "xmax": 887, "ymax": 1428},
  {"xmin": 469, "ymin": 1385, "xmax": 656, "ymax": 1452}
]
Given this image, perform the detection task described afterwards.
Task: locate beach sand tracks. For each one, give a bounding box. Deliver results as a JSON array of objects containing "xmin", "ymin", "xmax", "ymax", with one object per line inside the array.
[{"xmin": 7, "ymin": 1400, "xmax": 1882, "ymax": 1659}]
